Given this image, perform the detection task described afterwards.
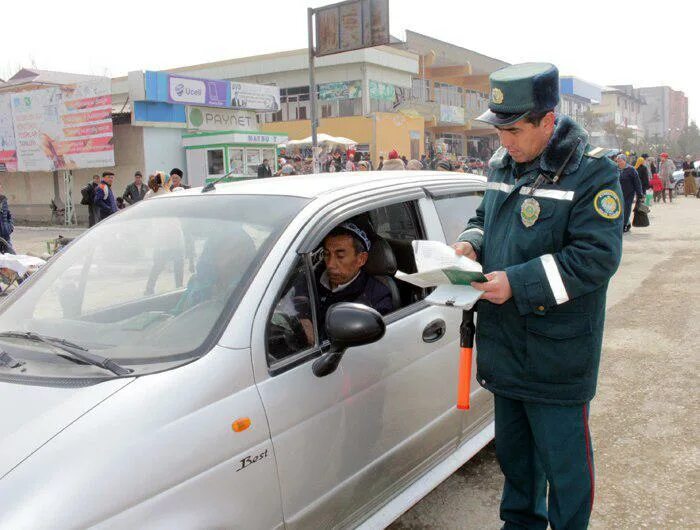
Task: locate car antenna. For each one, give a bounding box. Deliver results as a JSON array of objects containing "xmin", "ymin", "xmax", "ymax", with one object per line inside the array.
[{"xmin": 201, "ymin": 168, "xmax": 238, "ymax": 193}]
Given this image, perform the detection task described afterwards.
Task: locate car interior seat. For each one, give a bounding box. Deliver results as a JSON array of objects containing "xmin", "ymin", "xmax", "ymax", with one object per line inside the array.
[{"xmin": 364, "ymin": 237, "xmax": 401, "ymax": 311}]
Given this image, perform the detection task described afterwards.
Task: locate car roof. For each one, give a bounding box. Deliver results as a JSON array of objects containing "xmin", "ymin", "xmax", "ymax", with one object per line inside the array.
[{"xmin": 168, "ymin": 171, "xmax": 486, "ymax": 200}]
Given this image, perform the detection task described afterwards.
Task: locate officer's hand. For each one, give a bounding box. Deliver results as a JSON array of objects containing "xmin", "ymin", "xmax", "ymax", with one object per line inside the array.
[
  {"xmin": 452, "ymin": 242, "xmax": 477, "ymax": 261},
  {"xmin": 471, "ymin": 271, "xmax": 512, "ymax": 304}
]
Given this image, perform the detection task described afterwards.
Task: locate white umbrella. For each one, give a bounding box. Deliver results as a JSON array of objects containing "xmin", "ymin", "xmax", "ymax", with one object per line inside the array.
[{"xmin": 286, "ymin": 133, "xmax": 356, "ymax": 147}]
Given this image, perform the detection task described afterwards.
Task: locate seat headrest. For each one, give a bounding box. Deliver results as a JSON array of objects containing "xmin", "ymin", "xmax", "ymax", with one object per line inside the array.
[{"xmin": 364, "ymin": 238, "xmax": 397, "ymax": 276}]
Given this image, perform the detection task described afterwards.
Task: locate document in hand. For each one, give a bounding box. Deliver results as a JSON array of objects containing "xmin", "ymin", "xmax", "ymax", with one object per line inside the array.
[
  {"xmin": 395, "ymin": 240, "xmax": 487, "ymax": 288},
  {"xmin": 395, "ymin": 240, "xmax": 487, "ymax": 310}
]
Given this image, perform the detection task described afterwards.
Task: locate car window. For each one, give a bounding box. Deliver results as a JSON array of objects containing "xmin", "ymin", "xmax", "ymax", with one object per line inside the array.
[
  {"xmin": 266, "ymin": 258, "xmax": 316, "ymax": 365},
  {"xmin": 369, "ymin": 203, "xmax": 418, "ymax": 241},
  {"xmin": 433, "ymin": 192, "xmax": 484, "ymax": 244}
]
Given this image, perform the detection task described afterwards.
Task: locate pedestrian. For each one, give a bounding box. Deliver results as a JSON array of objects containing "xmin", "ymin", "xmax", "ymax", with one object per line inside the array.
[
  {"xmin": 381, "ymin": 149, "xmax": 405, "ymax": 170},
  {"xmin": 453, "ymin": 63, "xmax": 623, "ymax": 530},
  {"xmin": 436, "ymin": 159, "xmax": 452, "ymax": 171},
  {"xmin": 116, "ymin": 196, "xmax": 126, "ymax": 210},
  {"xmin": 358, "ymin": 161, "xmax": 370, "ymax": 171},
  {"xmin": 169, "ymin": 168, "xmax": 190, "ymax": 190},
  {"xmin": 144, "ymin": 172, "xmax": 169, "ymax": 200},
  {"xmin": 0, "ymin": 183, "xmax": 14, "ymax": 252},
  {"xmin": 420, "ymin": 153, "xmax": 429, "ymax": 169},
  {"xmin": 650, "ymin": 172, "xmax": 663, "ymax": 203},
  {"xmin": 280, "ymin": 164, "xmax": 296, "ymax": 176},
  {"xmin": 634, "ymin": 156, "xmax": 650, "ymax": 191},
  {"xmin": 94, "ymin": 171, "xmax": 118, "ymax": 222},
  {"xmin": 122, "ymin": 171, "xmax": 148, "ymax": 205},
  {"xmin": 257, "ymin": 158, "xmax": 273, "ymax": 178},
  {"xmin": 80, "ymin": 174, "xmax": 101, "ymax": 227},
  {"xmin": 658, "ymin": 153, "xmax": 676, "ymax": 203},
  {"xmin": 616, "ymin": 154, "xmax": 644, "ymax": 232},
  {"xmin": 377, "ymin": 155, "xmax": 384, "ymax": 171},
  {"xmin": 406, "ymin": 159, "xmax": 424, "ymax": 170},
  {"xmin": 682, "ymin": 155, "xmax": 698, "ymax": 197}
]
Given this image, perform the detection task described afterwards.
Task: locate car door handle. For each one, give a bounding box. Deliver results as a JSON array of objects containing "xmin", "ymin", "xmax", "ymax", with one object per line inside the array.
[{"xmin": 422, "ymin": 319, "xmax": 446, "ymax": 343}]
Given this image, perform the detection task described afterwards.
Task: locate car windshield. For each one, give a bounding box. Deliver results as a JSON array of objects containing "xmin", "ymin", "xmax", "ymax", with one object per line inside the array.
[{"xmin": 0, "ymin": 194, "xmax": 308, "ymax": 378}]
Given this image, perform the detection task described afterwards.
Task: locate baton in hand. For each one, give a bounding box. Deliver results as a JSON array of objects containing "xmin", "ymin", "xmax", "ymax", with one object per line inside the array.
[{"xmin": 458, "ymin": 307, "xmax": 476, "ymax": 410}]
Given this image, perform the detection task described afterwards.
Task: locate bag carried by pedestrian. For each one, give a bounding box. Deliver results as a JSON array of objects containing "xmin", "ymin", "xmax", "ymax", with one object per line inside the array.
[
  {"xmin": 80, "ymin": 184, "xmax": 93, "ymax": 206},
  {"xmin": 632, "ymin": 207, "xmax": 650, "ymax": 227}
]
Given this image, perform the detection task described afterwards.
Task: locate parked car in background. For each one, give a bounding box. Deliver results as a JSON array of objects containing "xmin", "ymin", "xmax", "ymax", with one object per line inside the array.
[{"xmin": 0, "ymin": 171, "xmax": 493, "ymax": 529}]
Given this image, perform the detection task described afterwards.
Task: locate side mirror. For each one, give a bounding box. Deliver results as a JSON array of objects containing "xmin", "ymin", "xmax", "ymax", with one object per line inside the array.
[{"xmin": 312, "ymin": 302, "xmax": 386, "ymax": 377}]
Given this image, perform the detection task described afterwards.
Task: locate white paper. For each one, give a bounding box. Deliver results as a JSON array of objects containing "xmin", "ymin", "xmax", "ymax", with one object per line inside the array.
[{"xmin": 395, "ymin": 240, "xmax": 486, "ymax": 309}]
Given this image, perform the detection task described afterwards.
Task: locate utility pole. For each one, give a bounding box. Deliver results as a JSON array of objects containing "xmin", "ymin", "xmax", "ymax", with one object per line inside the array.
[{"xmin": 307, "ymin": 7, "xmax": 319, "ymax": 174}]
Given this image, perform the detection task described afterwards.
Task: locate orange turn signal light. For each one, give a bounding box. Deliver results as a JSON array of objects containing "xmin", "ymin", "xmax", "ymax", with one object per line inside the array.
[{"xmin": 232, "ymin": 418, "xmax": 251, "ymax": 432}]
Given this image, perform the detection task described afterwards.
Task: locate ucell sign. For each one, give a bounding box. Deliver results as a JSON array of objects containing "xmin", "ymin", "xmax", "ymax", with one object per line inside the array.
[{"xmin": 167, "ymin": 75, "xmax": 228, "ymax": 107}]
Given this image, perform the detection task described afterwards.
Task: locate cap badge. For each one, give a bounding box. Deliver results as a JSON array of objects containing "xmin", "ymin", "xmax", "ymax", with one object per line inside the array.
[{"xmin": 491, "ymin": 87, "xmax": 504, "ymax": 104}]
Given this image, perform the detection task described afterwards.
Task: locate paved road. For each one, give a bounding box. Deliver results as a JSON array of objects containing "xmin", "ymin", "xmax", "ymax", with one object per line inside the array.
[{"xmin": 392, "ymin": 196, "xmax": 700, "ymax": 529}]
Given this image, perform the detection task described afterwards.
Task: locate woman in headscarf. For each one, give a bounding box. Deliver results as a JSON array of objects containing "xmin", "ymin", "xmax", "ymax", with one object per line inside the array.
[
  {"xmin": 682, "ymin": 155, "xmax": 698, "ymax": 197},
  {"xmin": 634, "ymin": 156, "xmax": 650, "ymax": 192},
  {"xmin": 658, "ymin": 153, "xmax": 676, "ymax": 203}
]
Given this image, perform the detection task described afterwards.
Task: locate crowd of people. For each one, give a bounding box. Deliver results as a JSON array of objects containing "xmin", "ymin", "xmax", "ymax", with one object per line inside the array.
[
  {"xmin": 258, "ymin": 147, "xmax": 477, "ymax": 178},
  {"xmin": 613, "ymin": 151, "xmax": 698, "ymax": 233},
  {"xmin": 81, "ymin": 168, "xmax": 190, "ymax": 227}
]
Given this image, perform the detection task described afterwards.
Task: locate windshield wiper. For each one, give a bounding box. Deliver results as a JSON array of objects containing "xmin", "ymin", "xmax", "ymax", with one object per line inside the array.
[{"xmin": 0, "ymin": 331, "xmax": 133, "ymax": 377}]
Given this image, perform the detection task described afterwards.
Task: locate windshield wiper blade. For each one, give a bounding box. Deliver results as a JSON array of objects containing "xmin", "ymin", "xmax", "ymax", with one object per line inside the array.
[{"xmin": 0, "ymin": 331, "xmax": 132, "ymax": 377}]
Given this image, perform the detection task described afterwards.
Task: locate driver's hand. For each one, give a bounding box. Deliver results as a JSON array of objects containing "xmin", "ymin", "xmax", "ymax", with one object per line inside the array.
[
  {"xmin": 300, "ymin": 318, "xmax": 315, "ymax": 346},
  {"xmin": 452, "ymin": 241, "xmax": 477, "ymax": 261}
]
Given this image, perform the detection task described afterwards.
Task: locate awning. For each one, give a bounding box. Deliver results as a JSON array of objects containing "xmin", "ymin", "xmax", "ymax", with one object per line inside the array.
[{"xmin": 286, "ymin": 133, "xmax": 357, "ymax": 147}]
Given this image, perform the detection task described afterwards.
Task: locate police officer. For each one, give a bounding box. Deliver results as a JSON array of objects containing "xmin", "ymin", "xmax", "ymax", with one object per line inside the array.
[{"xmin": 452, "ymin": 63, "xmax": 623, "ymax": 529}]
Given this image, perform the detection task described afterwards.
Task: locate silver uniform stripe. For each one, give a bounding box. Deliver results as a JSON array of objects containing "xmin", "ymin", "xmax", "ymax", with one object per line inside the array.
[
  {"xmin": 587, "ymin": 146, "xmax": 604, "ymax": 157},
  {"xmin": 520, "ymin": 187, "xmax": 575, "ymax": 201},
  {"xmin": 540, "ymin": 254, "xmax": 569, "ymax": 304},
  {"xmin": 460, "ymin": 227, "xmax": 484, "ymax": 236},
  {"xmin": 486, "ymin": 181, "xmax": 514, "ymax": 193}
]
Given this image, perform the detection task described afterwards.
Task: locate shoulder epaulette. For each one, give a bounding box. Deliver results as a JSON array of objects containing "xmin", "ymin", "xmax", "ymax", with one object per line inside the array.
[{"xmin": 489, "ymin": 146, "xmax": 510, "ymax": 169}]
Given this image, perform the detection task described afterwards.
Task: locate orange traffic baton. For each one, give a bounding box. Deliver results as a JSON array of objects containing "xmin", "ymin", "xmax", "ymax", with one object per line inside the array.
[{"xmin": 458, "ymin": 308, "xmax": 475, "ymax": 410}]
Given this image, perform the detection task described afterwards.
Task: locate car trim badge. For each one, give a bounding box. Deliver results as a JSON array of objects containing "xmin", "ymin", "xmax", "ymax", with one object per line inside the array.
[{"xmin": 520, "ymin": 197, "xmax": 541, "ymax": 227}]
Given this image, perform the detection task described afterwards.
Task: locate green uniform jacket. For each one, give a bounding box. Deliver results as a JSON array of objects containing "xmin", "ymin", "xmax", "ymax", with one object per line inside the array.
[{"xmin": 458, "ymin": 116, "xmax": 623, "ymax": 405}]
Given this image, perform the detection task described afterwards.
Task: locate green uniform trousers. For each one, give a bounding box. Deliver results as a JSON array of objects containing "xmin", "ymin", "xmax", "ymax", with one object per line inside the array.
[{"xmin": 495, "ymin": 395, "xmax": 595, "ymax": 529}]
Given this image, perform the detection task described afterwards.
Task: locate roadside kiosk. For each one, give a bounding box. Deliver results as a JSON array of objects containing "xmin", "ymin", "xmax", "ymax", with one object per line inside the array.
[{"xmin": 183, "ymin": 130, "xmax": 288, "ymax": 186}]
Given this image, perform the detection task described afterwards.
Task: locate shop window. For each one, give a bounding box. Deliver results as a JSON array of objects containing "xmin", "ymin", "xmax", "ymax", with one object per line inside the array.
[
  {"xmin": 321, "ymin": 103, "xmax": 334, "ymax": 118},
  {"xmin": 229, "ymin": 148, "xmax": 244, "ymax": 174},
  {"xmin": 246, "ymin": 149, "xmax": 262, "ymax": 175},
  {"xmin": 207, "ymin": 149, "xmax": 225, "ymax": 176},
  {"xmin": 339, "ymin": 98, "xmax": 361, "ymax": 117}
]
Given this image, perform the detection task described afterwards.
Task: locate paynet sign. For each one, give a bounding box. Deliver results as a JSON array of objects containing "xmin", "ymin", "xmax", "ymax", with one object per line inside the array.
[{"xmin": 169, "ymin": 77, "xmax": 206, "ymax": 104}]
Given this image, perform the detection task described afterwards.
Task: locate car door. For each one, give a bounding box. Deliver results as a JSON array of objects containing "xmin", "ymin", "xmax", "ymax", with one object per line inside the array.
[
  {"xmin": 424, "ymin": 184, "xmax": 495, "ymax": 440},
  {"xmin": 250, "ymin": 192, "xmax": 463, "ymax": 529}
]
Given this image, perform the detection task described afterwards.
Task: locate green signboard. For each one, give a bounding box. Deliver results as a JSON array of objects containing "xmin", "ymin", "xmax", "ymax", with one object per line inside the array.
[
  {"xmin": 318, "ymin": 81, "xmax": 362, "ymax": 100},
  {"xmin": 369, "ymin": 80, "xmax": 396, "ymax": 102}
]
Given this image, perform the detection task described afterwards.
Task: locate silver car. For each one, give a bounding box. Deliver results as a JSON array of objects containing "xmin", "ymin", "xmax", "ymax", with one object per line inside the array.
[{"xmin": 0, "ymin": 171, "xmax": 493, "ymax": 529}]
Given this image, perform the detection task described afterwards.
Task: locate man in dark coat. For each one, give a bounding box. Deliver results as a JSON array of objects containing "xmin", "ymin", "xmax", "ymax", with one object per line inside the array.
[
  {"xmin": 616, "ymin": 154, "xmax": 644, "ymax": 232},
  {"xmin": 316, "ymin": 222, "xmax": 394, "ymax": 325},
  {"xmin": 454, "ymin": 63, "xmax": 623, "ymax": 529},
  {"xmin": 122, "ymin": 171, "xmax": 148, "ymax": 205},
  {"xmin": 94, "ymin": 171, "xmax": 118, "ymax": 222},
  {"xmin": 257, "ymin": 159, "xmax": 273, "ymax": 178},
  {"xmin": 80, "ymin": 174, "xmax": 101, "ymax": 227}
]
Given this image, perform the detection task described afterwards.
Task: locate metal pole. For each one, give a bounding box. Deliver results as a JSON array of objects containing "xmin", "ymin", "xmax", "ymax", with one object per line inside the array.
[
  {"xmin": 307, "ymin": 7, "xmax": 319, "ymax": 174},
  {"xmin": 63, "ymin": 170, "xmax": 74, "ymax": 226}
]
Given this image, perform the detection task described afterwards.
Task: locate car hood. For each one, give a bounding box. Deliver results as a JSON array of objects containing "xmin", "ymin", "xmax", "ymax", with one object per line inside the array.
[{"xmin": 0, "ymin": 378, "xmax": 133, "ymax": 480}]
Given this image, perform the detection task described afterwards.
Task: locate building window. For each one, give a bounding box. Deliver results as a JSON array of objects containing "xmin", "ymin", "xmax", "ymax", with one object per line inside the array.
[{"xmin": 338, "ymin": 98, "xmax": 361, "ymax": 117}]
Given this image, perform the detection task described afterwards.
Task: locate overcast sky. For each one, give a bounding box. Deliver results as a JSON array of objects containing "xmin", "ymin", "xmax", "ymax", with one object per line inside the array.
[{"xmin": 3, "ymin": 0, "xmax": 695, "ymax": 124}]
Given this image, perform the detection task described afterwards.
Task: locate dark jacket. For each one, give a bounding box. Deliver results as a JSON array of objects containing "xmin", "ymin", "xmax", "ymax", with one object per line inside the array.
[
  {"xmin": 458, "ymin": 116, "xmax": 623, "ymax": 405},
  {"xmin": 619, "ymin": 165, "xmax": 643, "ymax": 201},
  {"xmin": 316, "ymin": 268, "xmax": 394, "ymax": 325},
  {"xmin": 636, "ymin": 163, "xmax": 650, "ymax": 190},
  {"xmin": 0, "ymin": 195, "xmax": 13, "ymax": 242},
  {"xmin": 257, "ymin": 163, "xmax": 273, "ymax": 178},
  {"xmin": 94, "ymin": 182, "xmax": 118, "ymax": 220},
  {"xmin": 122, "ymin": 182, "xmax": 148, "ymax": 204}
]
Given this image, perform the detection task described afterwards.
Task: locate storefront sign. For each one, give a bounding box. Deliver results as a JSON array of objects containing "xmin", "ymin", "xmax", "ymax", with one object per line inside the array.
[
  {"xmin": 230, "ymin": 82, "xmax": 281, "ymax": 112},
  {"xmin": 8, "ymin": 79, "xmax": 114, "ymax": 172},
  {"xmin": 0, "ymin": 94, "xmax": 18, "ymax": 172},
  {"xmin": 168, "ymin": 74, "xmax": 229, "ymax": 107},
  {"xmin": 319, "ymin": 81, "xmax": 362, "ymax": 100},
  {"xmin": 440, "ymin": 104, "xmax": 465, "ymax": 125},
  {"xmin": 369, "ymin": 80, "xmax": 396, "ymax": 102},
  {"xmin": 186, "ymin": 106, "xmax": 256, "ymax": 132},
  {"xmin": 315, "ymin": 0, "xmax": 390, "ymax": 57}
]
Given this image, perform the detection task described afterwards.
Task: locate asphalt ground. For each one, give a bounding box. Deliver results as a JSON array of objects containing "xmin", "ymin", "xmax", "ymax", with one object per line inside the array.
[{"xmin": 392, "ymin": 195, "xmax": 700, "ymax": 529}]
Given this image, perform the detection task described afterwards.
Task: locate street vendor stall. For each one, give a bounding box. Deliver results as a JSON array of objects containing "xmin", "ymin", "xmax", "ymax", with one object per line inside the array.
[{"xmin": 183, "ymin": 130, "xmax": 289, "ymax": 186}]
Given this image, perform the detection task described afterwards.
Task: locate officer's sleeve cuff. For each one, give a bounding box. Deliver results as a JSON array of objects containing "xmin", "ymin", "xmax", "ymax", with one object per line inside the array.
[
  {"xmin": 506, "ymin": 263, "xmax": 549, "ymax": 316},
  {"xmin": 457, "ymin": 228, "xmax": 484, "ymax": 260}
]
